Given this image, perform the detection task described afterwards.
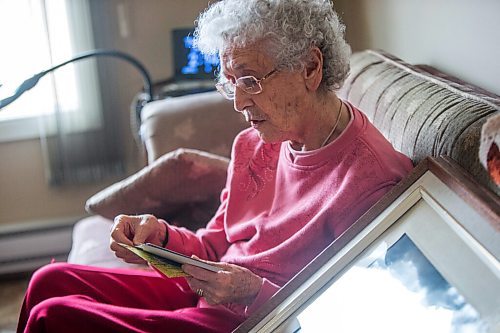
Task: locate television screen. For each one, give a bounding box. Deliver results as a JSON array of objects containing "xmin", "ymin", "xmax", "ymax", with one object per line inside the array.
[{"xmin": 172, "ymin": 28, "xmax": 219, "ymax": 81}]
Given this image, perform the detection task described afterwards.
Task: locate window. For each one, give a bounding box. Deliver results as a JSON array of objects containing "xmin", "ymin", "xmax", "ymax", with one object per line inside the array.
[{"xmin": 0, "ymin": 0, "xmax": 101, "ymax": 142}]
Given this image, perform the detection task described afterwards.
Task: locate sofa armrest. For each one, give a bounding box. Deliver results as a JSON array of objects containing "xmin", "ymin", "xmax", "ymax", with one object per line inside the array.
[{"xmin": 140, "ymin": 91, "xmax": 248, "ymax": 164}]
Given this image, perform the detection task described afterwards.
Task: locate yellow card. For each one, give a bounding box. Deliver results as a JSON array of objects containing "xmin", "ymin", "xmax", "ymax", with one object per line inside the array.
[{"xmin": 118, "ymin": 243, "xmax": 189, "ymax": 278}]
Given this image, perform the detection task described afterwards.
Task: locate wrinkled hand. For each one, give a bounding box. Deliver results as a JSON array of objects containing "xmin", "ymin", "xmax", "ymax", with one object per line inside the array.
[
  {"xmin": 109, "ymin": 214, "xmax": 167, "ymax": 264},
  {"xmin": 184, "ymin": 258, "xmax": 263, "ymax": 306}
]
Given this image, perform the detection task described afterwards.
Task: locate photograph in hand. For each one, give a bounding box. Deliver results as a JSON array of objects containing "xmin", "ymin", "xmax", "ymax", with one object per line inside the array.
[
  {"xmin": 138, "ymin": 243, "xmax": 222, "ymax": 272},
  {"xmin": 118, "ymin": 243, "xmax": 221, "ymax": 278},
  {"xmin": 118, "ymin": 243, "xmax": 189, "ymax": 278}
]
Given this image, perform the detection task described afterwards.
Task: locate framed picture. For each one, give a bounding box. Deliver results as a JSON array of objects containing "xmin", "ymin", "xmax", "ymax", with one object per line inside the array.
[{"xmin": 235, "ymin": 156, "xmax": 500, "ymax": 333}]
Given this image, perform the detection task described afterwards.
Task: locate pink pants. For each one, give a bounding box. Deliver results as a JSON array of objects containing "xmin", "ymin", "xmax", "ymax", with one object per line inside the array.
[{"xmin": 17, "ymin": 263, "xmax": 244, "ymax": 333}]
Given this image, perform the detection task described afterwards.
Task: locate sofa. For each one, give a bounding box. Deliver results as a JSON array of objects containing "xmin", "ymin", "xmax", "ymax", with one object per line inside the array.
[{"xmin": 67, "ymin": 49, "xmax": 499, "ymax": 268}]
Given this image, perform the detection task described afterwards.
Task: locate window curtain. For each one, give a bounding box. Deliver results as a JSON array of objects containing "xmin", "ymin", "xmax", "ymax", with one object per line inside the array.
[{"xmin": 36, "ymin": 0, "xmax": 126, "ymax": 185}]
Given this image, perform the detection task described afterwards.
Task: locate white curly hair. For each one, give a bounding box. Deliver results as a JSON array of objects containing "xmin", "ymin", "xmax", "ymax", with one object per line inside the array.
[{"xmin": 194, "ymin": 0, "xmax": 351, "ymax": 91}]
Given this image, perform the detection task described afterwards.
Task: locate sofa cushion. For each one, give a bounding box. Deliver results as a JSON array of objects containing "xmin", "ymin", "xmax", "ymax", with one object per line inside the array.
[
  {"xmin": 85, "ymin": 148, "xmax": 229, "ymax": 230},
  {"xmin": 339, "ymin": 50, "xmax": 500, "ymax": 195},
  {"xmin": 140, "ymin": 91, "xmax": 247, "ymax": 163}
]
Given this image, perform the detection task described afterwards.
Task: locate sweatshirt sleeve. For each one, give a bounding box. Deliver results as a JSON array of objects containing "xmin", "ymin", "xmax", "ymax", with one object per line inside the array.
[{"xmin": 165, "ymin": 187, "xmax": 231, "ymax": 262}]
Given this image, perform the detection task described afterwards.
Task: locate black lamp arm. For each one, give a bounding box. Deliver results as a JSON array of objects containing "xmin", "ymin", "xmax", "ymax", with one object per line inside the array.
[{"xmin": 0, "ymin": 49, "xmax": 153, "ymax": 110}]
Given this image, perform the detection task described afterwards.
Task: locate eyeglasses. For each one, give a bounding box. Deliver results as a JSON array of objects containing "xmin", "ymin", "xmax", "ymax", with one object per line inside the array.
[{"xmin": 215, "ymin": 68, "xmax": 278, "ymax": 100}]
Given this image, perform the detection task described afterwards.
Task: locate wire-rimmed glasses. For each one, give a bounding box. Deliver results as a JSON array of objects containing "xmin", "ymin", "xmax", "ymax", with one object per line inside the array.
[{"xmin": 215, "ymin": 68, "xmax": 278, "ymax": 100}]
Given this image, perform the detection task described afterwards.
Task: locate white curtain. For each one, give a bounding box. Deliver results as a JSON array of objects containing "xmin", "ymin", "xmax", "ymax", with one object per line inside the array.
[
  {"xmin": 0, "ymin": 0, "xmax": 102, "ymax": 131},
  {"xmin": 0, "ymin": 0, "xmax": 125, "ymax": 185},
  {"xmin": 42, "ymin": 0, "xmax": 103, "ymax": 134}
]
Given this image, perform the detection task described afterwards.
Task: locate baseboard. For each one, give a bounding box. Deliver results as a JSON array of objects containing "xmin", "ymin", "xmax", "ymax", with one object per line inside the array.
[{"xmin": 0, "ymin": 217, "xmax": 81, "ymax": 276}]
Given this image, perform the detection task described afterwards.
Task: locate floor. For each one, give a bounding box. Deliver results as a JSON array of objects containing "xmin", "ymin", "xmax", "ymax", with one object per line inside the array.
[{"xmin": 0, "ymin": 277, "xmax": 29, "ymax": 333}]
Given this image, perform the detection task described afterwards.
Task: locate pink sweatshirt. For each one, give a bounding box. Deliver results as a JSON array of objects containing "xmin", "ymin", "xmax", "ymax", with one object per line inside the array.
[{"xmin": 165, "ymin": 102, "xmax": 413, "ymax": 317}]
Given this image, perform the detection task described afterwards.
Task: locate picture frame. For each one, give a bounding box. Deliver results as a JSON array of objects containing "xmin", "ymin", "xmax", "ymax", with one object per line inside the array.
[{"xmin": 234, "ymin": 156, "xmax": 500, "ymax": 333}]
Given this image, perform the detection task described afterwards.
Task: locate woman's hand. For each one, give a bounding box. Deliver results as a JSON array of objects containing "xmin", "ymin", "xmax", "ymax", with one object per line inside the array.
[
  {"xmin": 184, "ymin": 258, "xmax": 263, "ymax": 306},
  {"xmin": 109, "ymin": 214, "xmax": 168, "ymax": 264}
]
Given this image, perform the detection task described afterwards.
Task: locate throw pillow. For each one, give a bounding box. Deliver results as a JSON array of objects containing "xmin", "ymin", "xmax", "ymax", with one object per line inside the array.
[{"xmin": 85, "ymin": 148, "xmax": 230, "ymax": 230}]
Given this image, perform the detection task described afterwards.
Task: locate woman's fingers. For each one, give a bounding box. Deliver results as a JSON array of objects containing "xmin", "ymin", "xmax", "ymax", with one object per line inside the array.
[
  {"xmin": 182, "ymin": 263, "xmax": 219, "ymax": 281},
  {"xmin": 185, "ymin": 276, "xmax": 215, "ymax": 302},
  {"xmin": 184, "ymin": 261, "xmax": 262, "ymax": 305},
  {"xmin": 109, "ymin": 240, "xmax": 145, "ymax": 263},
  {"xmin": 110, "ymin": 215, "xmax": 135, "ymax": 245},
  {"xmin": 109, "ymin": 214, "xmax": 160, "ymax": 263},
  {"xmin": 132, "ymin": 215, "xmax": 163, "ymax": 245},
  {"xmin": 183, "ymin": 260, "xmax": 225, "ymax": 304}
]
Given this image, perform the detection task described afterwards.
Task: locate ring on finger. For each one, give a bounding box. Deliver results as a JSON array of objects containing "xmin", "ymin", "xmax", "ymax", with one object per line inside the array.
[{"xmin": 196, "ymin": 288, "xmax": 204, "ymax": 297}]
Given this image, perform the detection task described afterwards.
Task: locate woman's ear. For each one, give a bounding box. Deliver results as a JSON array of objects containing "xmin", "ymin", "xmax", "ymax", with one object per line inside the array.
[{"xmin": 303, "ymin": 46, "xmax": 323, "ymax": 91}]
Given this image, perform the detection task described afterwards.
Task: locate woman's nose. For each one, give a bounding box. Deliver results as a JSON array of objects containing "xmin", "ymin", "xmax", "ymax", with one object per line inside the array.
[{"xmin": 233, "ymin": 88, "xmax": 253, "ymax": 113}]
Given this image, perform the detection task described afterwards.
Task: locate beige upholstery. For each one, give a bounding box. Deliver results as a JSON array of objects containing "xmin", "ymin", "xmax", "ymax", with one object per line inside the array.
[
  {"xmin": 140, "ymin": 91, "xmax": 247, "ymax": 163},
  {"xmin": 338, "ymin": 50, "xmax": 500, "ymax": 195}
]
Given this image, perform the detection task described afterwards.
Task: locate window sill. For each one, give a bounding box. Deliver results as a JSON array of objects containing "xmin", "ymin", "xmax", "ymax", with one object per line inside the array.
[{"xmin": 0, "ymin": 115, "xmax": 41, "ymax": 143}]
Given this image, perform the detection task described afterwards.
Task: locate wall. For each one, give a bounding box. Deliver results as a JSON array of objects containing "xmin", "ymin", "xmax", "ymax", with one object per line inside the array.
[
  {"xmin": 0, "ymin": 0, "xmax": 210, "ymax": 228},
  {"xmin": 335, "ymin": 0, "xmax": 500, "ymax": 96}
]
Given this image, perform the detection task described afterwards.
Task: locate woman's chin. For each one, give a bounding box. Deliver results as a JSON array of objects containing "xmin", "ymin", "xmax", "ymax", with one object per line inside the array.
[{"xmin": 254, "ymin": 130, "xmax": 283, "ymax": 144}]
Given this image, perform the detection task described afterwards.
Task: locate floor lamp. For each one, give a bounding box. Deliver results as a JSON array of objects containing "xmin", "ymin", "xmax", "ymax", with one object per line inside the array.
[{"xmin": 0, "ymin": 49, "xmax": 154, "ymax": 136}]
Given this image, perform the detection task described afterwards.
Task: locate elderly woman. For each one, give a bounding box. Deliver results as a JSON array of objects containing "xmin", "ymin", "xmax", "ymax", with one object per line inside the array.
[{"xmin": 18, "ymin": 1, "xmax": 413, "ymax": 332}]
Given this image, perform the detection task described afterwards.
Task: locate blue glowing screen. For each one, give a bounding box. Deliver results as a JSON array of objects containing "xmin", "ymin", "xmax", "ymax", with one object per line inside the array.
[{"xmin": 173, "ymin": 28, "xmax": 219, "ymax": 80}]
